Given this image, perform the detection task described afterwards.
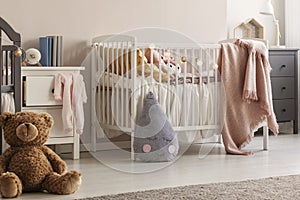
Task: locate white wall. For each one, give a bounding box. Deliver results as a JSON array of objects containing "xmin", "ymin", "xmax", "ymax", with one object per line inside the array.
[
  {"xmin": 0, "ymin": 0, "xmax": 227, "ymax": 66},
  {"xmin": 285, "ymin": 0, "xmax": 300, "ymax": 47},
  {"xmin": 2, "ymin": 0, "xmax": 286, "ymax": 63},
  {"xmin": 227, "ymin": 0, "xmax": 285, "ymax": 46}
]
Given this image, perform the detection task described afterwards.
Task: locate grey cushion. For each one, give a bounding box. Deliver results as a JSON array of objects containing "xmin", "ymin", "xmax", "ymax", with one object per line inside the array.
[{"xmin": 134, "ymin": 91, "xmax": 179, "ymax": 162}]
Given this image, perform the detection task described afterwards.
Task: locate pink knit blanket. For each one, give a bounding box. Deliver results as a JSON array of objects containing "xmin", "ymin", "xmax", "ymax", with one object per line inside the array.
[{"xmin": 218, "ymin": 39, "xmax": 279, "ymax": 155}]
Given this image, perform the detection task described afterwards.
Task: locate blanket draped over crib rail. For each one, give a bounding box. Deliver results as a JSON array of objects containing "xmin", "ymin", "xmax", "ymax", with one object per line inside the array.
[{"xmin": 218, "ymin": 39, "xmax": 279, "ymax": 155}]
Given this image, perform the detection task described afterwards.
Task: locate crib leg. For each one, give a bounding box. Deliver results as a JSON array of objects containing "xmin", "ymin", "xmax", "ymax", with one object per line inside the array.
[
  {"xmin": 218, "ymin": 134, "xmax": 223, "ymax": 144},
  {"xmin": 131, "ymin": 132, "xmax": 135, "ymax": 160},
  {"xmin": 263, "ymin": 126, "xmax": 269, "ymax": 150}
]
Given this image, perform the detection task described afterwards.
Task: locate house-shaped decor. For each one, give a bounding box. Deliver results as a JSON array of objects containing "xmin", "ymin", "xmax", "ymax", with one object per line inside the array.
[
  {"xmin": 233, "ymin": 22, "xmax": 252, "ymax": 39},
  {"xmin": 244, "ymin": 18, "xmax": 264, "ymax": 39}
]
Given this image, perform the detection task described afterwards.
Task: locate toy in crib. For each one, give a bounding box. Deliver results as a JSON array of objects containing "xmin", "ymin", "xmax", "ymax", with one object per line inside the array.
[
  {"xmin": 144, "ymin": 48, "xmax": 181, "ymax": 80},
  {"xmin": 133, "ymin": 91, "xmax": 179, "ymax": 162},
  {"xmin": 108, "ymin": 48, "xmax": 170, "ymax": 83},
  {"xmin": 136, "ymin": 49, "xmax": 170, "ymax": 82},
  {"xmin": 163, "ymin": 57, "xmax": 181, "ymax": 76}
]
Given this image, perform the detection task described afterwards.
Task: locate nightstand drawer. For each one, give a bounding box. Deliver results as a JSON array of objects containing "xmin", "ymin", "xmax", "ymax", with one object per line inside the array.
[
  {"xmin": 25, "ymin": 76, "xmax": 62, "ymax": 106},
  {"xmin": 271, "ymin": 77, "xmax": 294, "ymax": 99},
  {"xmin": 273, "ymin": 99, "xmax": 295, "ymax": 121},
  {"xmin": 22, "ymin": 107, "xmax": 74, "ymax": 138},
  {"xmin": 269, "ymin": 55, "xmax": 294, "ymax": 76}
]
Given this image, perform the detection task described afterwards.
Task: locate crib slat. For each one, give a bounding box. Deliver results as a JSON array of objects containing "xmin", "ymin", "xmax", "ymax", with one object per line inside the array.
[
  {"xmin": 213, "ymin": 49, "xmax": 217, "ymax": 125},
  {"xmin": 141, "ymin": 47, "xmax": 145, "ymax": 117},
  {"xmin": 200, "ymin": 48, "xmax": 203, "ymax": 84},
  {"xmin": 111, "ymin": 42, "xmax": 115, "ymax": 126},
  {"xmin": 175, "ymin": 48, "xmax": 180, "ymax": 127},
  {"xmin": 6, "ymin": 51, "xmax": 9, "ymax": 84},
  {"xmin": 167, "ymin": 48, "xmax": 171, "ymax": 117},
  {"xmin": 97, "ymin": 45, "xmax": 106, "ymax": 124},
  {"xmin": 121, "ymin": 42, "xmax": 124, "ymax": 127},
  {"xmin": 106, "ymin": 43, "xmax": 110, "ymax": 125},
  {"xmin": 158, "ymin": 48, "xmax": 162, "ymax": 104},
  {"xmin": 183, "ymin": 48, "xmax": 188, "ymax": 126},
  {"xmin": 207, "ymin": 49, "xmax": 210, "ymax": 84},
  {"xmin": 191, "ymin": 48, "xmax": 195, "ymax": 126},
  {"xmin": 125, "ymin": 42, "xmax": 130, "ymax": 128},
  {"xmin": 130, "ymin": 42, "xmax": 136, "ymax": 160}
]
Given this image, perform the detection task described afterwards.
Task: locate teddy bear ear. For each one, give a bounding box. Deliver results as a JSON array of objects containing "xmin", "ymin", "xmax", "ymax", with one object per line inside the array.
[
  {"xmin": 39, "ymin": 113, "xmax": 54, "ymax": 128},
  {"xmin": 0, "ymin": 112, "xmax": 13, "ymax": 127}
]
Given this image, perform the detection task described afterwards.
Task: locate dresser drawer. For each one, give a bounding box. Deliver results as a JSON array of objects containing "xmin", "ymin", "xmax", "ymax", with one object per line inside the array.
[
  {"xmin": 273, "ymin": 99, "xmax": 295, "ymax": 121},
  {"xmin": 24, "ymin": 76, "xmax": 62, "ymax": 106},
  {"xmin": 22, "ymin": 107, "xmax": 74, "ymax": 138},
  {"xmin": 269, "ymin": 55, "xmax": 294, "ymax": 77},
  {"xmin": 271, "ymin": 77, "xmax": 294, "ymax": 99}
]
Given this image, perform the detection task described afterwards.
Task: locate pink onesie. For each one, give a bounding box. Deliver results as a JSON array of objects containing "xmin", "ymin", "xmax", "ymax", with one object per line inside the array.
[
  {"xmin": 72, "ymin": 73, "xmax": 87, "ymax": 134},
  {"xmin": 54, "ymin": 73, "xmax": 87, "ymax": 134}
]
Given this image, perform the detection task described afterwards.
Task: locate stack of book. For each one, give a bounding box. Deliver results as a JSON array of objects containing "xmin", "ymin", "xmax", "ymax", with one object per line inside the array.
[{"xmin": 39, "ymin": 35, "xmax": 63, "ymax": 66}]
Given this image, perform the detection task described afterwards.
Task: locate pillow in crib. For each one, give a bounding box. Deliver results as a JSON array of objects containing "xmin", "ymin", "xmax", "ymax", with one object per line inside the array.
[{"xmin": 133, "ymin": 91, "xmax": 179, "ymax": 162}]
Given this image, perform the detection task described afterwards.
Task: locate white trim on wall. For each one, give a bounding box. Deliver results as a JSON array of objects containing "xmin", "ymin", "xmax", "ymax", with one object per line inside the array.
[{"xmin": 285, "ymin": 0, "xmax": 300, "ymax": 47}]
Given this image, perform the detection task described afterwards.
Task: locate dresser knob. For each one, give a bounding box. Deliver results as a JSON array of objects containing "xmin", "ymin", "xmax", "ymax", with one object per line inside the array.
[
  {"xmin": 282, "ymin": 109, "xmax": 286, "ymax": 112},
  {"xmin": 281, "ymin": 86, "xmax": 286, "ymax": 90},
  {"xmin": 52, "ymin": 88, "xmax": 55, "ymax": 93},
  {"xmin": 281, "ymin": 65, "xmax": 286, "ymax": 68}
]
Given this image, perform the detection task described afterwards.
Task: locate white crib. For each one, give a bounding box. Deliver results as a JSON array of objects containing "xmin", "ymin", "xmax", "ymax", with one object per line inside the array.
[{"xmin": 90, "ymin": 34, "xmax": 269, "ymax": 159}]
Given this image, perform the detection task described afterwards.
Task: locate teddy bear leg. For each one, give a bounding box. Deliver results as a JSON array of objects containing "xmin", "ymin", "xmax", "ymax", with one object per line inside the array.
[
  {"xmin": 0, "ymin": 172, "xmax": 23, "ymax": 198},
  {"xmin": 42, "ymin": 171, "xmax": 81, "ymax": 195}
]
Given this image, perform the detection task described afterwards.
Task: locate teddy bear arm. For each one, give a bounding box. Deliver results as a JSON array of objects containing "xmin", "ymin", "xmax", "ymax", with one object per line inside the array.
[
  {"xmin": 41, "ymin": 146, "xmax": 67, "ymax": 174},
  {"xmin": 0, "ymin": 148, "xmax": 15, "ymax": 174}
]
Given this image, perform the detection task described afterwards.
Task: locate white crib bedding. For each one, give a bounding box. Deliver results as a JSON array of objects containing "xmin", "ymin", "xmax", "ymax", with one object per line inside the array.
[
  {"xmin": 99, "ymin": 72, "xmax": 132, "ymax": 89},
  {"xmin": 99, "ymin": 71, "xmax": 219, "ymax": 90},
  {"xmin": 1, "ymin": 92, "xmax": 15, "ymax": 112},
  {"xmin": 97, "ymin": 74, "xmax": 222, "ymax": 140}
]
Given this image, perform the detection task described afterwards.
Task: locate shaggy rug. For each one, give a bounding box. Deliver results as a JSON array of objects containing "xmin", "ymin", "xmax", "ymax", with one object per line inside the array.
[{"xmin": 77, "ymin": 174, "xmax": 300, "ymax": 200}]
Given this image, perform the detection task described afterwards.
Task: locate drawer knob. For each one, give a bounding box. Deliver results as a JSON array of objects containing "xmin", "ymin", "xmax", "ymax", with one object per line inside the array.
[
  {"xmin": 52, "ymin": 88, "xmax": 55, "ymax": 93},
  {"xmin": 281, "ymin": 87, "xmax": 286, "ymax": 90},
  {"xmin": 281, "ymin": 65, "xmax": 286, "ymax": 68},
  {"xmin": 282, "ymin": 108, "xmax": 286, "ymax": 112}
]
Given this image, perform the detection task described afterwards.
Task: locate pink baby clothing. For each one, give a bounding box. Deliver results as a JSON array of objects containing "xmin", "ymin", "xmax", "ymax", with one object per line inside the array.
[
  {"xmin": 72, "ymin": 73, "xmax": 87, "ymax": 134},
  {"xmin": 54, "ymin": 73, "xmax": 73, "ymax": 132},
  {"xmin": 54, "ymin": 73, "xmax": 87, "ymax": 134}
]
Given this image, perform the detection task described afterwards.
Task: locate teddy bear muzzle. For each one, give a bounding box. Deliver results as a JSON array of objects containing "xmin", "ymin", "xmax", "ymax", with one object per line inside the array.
[{"xmin": 16, "ymin": 123, "xmax": 38, "ymax": 142}]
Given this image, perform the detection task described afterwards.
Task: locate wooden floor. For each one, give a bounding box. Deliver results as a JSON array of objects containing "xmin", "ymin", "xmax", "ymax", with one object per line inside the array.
[{"xmin": 14, "ymin": 133, "xmax": 300, "ymax": 200}]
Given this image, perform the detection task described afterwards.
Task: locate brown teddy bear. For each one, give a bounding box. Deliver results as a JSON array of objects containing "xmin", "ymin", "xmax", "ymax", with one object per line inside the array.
[
  {"xmin": 0, "ymin": 111, "xmax": 82, "ymax": 198},
  {"xmin": 108, "ymin": 48, "xmax": 170, "ymax": 82}
]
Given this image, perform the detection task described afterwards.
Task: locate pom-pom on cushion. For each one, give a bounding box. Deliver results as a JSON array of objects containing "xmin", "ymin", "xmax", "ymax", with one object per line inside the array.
[{"xmin": 134, "ymin": 91, "xmax": 179, "ymax": 162}]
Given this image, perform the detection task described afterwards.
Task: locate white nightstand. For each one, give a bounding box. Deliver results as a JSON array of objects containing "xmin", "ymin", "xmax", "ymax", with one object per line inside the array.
[{"xmin": 21, "ymin": 66, "xmax": 85, "ymax": 159}]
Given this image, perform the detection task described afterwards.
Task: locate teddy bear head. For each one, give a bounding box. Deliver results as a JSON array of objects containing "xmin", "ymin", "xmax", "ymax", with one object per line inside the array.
[{"xmin": 0, "ymin": 112, "xmax": 54, "ymax": 147}]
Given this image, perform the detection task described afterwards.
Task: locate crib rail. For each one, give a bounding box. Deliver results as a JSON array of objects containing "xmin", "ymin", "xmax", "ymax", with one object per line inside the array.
[
  {"xmin": 1, "ymin": 45, "xmax": 17, "ymax": 87},
  {"xmin": 0, "ymin": 33, "xmax": 21, "ymax": 113},
  {"xmin": 0, "ymin": 17, "xmax": 22, "ymax": 153}
]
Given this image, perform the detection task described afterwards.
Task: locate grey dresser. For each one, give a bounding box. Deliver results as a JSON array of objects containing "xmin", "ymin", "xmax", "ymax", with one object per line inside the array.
[{"xmin": 269, "ymin": 49, "xmax": 299, "ymax": 134}]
